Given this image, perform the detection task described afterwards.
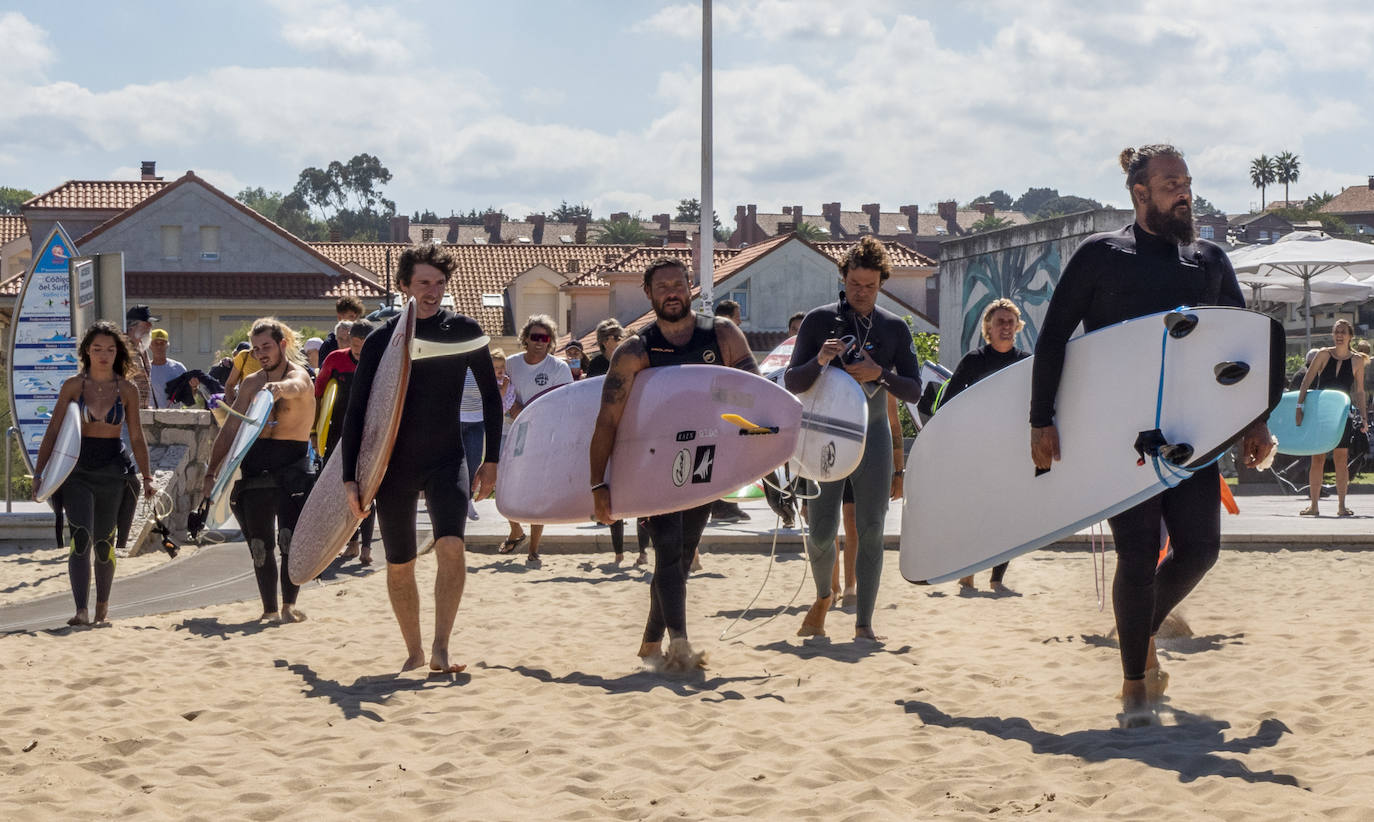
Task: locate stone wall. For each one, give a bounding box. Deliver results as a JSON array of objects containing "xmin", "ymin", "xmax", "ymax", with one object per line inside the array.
[{"xmin": 129, "ymin": 409, "xmax": 220, "ymax": 555}]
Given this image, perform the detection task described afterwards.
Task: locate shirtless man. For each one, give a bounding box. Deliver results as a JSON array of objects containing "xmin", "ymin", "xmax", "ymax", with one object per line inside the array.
[
  {"xmin": 591, "ymin": 257, "xmax": 759, "ymax": 671},
  {"xmin": 202, "ymin": 318, "xmax": 316, "ymax": 623}
]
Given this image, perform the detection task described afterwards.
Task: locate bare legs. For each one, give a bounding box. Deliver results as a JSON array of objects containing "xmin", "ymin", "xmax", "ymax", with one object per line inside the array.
[
  {"xmin": 1303, "ymin": 449, "xmax": 1352, "ymax": 515},
  {"xmin": 386, "ymin": 535, "xmax": 467, "ymax": 673}
]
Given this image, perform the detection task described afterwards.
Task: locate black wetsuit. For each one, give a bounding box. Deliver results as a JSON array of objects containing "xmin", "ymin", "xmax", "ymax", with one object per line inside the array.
[
  {"xmin": 1030, "ymin": 222, "xmax": 1245, "ymax": 681},
  {"xmin": 62, "ymin": 437, "xmax": 138, "ymax": 612},
  {"xmin": 231, "ymin": 438, "xmax": 313, "ymax": 614},
  {"xmin": 941, "ymin": 343, "xmax": 1031, "ymax": 584},
  {"xmin": 341, "ymin": 308, "xmax": 502, "ymax": 564},
  {"xmin": 1313, "ymin": 354, "xmax": 1360, "ymax": 449},
  {"xmin": 584, "ymin": 353, "xmax": 611, "ymax": 378},
  {"xmin": 786, "ymin": 299, "xmax": 922, "ymax": 628},
  {"xmin": 638, "ymin": 314, "xmax": 723, "ymax": 645}
]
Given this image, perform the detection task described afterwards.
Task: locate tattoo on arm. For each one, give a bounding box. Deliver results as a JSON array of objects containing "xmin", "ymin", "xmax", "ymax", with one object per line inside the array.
[
  {"xmin": 732, "ymin": 354, "xmax": 761, "ymax": 374},
  {"xmin": 601, "ymin": 373, "xmax": 628, "ymax": 404}
]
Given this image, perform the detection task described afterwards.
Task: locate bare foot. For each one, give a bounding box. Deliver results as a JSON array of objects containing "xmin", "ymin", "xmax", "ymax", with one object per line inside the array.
[
  {"xmin": 830, "ymin": 586, "xmax": 843, "ymax": 605},
  {"xmin": 280, "ymin": 605, "xmax": 308, "ymax": 623},
  {"xmin": 1119, "ymin": 679, "xmax": 1159, "ymax": 727},
  {"xmin": 958, "ymin": 575, "xmax": 974, "ymax": 588},
  {"xmin": 67, "ymin": 610, "xmax": 90, "ymax": 626},
  {"xmin": 400, "ymin": 652, "xmax": 426, "ymax": 672},
  {"xmin": 690, "ymin": 552, "xmax": 702, "ymax": 573},
  {"xmin": 797, "ymin": 596, "xmax": 831, "ymax": 637},
  {"xmin": 341, "ymin": 539, "xmax": 360, "ymax": 560},
  {"xmin": 634, "ymin": 551, "xmax": 648, "ymax": 567},
  {"xmin": 93, "ymin": 602, "xmax": 109, "ymax": 623},
  {"xmin": 429, "ymin": 647, "xmax": 466, "ymax": 674},
  {"xmin": 637, "ymin": 640, "xmax": 662, "ymax": 659},
  {"xmin": 259, "ymin": 611, "xmax": 279, "ymax": 622},
  {"xmin": 990, "ymin": 581, "xmax": 1010, "ymax": 594},
  {"xmin": 662, "ymin": 637, "xmax": 707, "ymax": 673},
  {"xmin": 614, "ymin": 553, "xmax": 624, "ymax": 566},
  {"xmin": 854, "ymin": 626, "xmax": 885, "ymax": 643}
]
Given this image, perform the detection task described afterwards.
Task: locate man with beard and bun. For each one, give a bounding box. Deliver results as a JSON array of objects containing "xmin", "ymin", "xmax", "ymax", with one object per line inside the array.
[
  {"xmin": 786, "ymin": 237, "xmax": 923, "ymax": 643},
  {"xmin": 1030, "ymin": 144, "xmax": 1275, "ymax": 727},
  {"xmin": 202, "ymin": 318, "xmax": 316, "ymax": 623},
  {"xmin": 342, "ymin": 244, "xmax": 502, "ymax": 674},
  {"xmin": 591, "ymin": 257, "xmax": 759, "ymax": 671}
]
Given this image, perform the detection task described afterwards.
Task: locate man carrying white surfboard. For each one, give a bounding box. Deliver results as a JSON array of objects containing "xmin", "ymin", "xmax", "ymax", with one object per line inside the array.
[
  {"xmin": 202, "ymin": 319, "xmax": 317, "ymax": 624},
  {"xmin": 342, "ymin": 245, "xmax": 503, "ymax": 674},
  {"xmin": 591, "ymin": 257, "xmax": 759, "ymax": 672},
  {"xmin": 1029, "ymin": 144, "xmax": 1275, "ymax": 726},
  {"xmin": 785, "ymin": 237, "xmax": 924, "ymax": 642}
]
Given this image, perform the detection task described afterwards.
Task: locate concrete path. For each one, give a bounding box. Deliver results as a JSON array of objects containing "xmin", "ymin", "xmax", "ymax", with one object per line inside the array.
[{"xmin": 2, "ymin": 490, "xmax": 1368, "ymax": 635}]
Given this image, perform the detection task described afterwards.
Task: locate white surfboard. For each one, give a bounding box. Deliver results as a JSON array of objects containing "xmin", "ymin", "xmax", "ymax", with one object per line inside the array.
[
  {"xmin": 496, "ymin": 365, "xmax": 802, "ymax": 523},
  {"xmin": 34, "ymin": 401, "xmax": 81, "ymax": 502},
  {"xmin": 900, "ymin": 307, "xmax": 1284, "ymax": 585},
  {"xmin": 209, "ymin": 390, "xmax": 275, "ymax": 504},
  {"xmin": 789, "ymin": 366, "xmax": 867, "ymax": 481}
]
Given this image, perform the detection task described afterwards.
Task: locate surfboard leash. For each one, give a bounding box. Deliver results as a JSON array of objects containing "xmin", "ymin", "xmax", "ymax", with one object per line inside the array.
[{"xmin": 1142, "ymin": 321, "xmax": 1228, "ymax": 489}]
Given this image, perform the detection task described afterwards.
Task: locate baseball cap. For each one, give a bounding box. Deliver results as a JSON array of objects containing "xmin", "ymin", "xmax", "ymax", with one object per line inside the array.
[
  {"xmin": 127, "ymin": 305, "xmax": 158, "ymax": 323},
  {"xmin": 305, "ymin": 337, "xmax": 323, "ymax": 351},
  {"xmin": 150, "ymin": 328, "xmax": 169, "ymax": 341}
]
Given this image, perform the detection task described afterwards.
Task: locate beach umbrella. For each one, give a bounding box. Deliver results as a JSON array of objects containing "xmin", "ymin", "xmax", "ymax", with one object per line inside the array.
[{"xmin": 1228, "ymin": 232, "xmax": 1374, "ymax": 350}]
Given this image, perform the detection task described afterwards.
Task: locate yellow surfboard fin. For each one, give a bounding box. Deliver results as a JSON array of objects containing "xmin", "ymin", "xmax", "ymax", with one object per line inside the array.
[{"xmin": 721, "ymin": 413, "xmax": 778, "ymax": 435}]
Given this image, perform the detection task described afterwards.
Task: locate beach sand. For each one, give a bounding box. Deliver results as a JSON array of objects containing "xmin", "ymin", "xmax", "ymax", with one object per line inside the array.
[{"xmin": 2, "ymin": 545, "xmax": 1370, "ymax": 820}]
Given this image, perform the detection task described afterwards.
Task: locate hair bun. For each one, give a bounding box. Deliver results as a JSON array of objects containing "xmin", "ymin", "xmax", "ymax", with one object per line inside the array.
[{"xmin": 1119, "ymin": 147, "xmax": 1136, "ymax": 172}]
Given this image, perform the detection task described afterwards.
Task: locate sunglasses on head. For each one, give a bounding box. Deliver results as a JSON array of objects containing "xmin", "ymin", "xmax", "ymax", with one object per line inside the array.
[{"xmin": 528, "ymin": 332, "xmax": 551, "ymax": 343}]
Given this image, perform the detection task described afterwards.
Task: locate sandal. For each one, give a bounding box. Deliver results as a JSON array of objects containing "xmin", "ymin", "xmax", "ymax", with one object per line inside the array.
[
  {"xmin": 498, "ymin": 534, "xmax": 527, "ymax": 554},
  {"xmin": 1299, "ymin": 505, "xmax": 1319, "ymax": 516},
  {"xmin": 1338, "ymin": 506, "xmax": 1355, "ymax": 517}
]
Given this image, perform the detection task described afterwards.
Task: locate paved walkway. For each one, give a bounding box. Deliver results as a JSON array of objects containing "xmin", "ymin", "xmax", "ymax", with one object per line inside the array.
[{"xmin": 2, "ymin": 490, "xmax": 1368, "ymax": 634}]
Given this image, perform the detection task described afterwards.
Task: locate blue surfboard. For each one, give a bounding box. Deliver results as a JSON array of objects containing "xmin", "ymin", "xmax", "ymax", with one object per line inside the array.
[
  {"xmin": 209, "ymin": 390, "xmax": 275, "ymax": 503},
  {"xmin": 1269, "ymin": 389, "xmax": 1350, "ymax": 456}
]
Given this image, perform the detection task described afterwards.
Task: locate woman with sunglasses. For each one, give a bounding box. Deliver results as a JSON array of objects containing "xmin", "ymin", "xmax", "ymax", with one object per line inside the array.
[{"xmin": 500, "ymin": 315, "xmax": 574, "ymax": 564}]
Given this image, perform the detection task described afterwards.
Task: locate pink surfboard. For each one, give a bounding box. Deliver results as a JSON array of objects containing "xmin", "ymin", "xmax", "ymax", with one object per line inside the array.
[{"xmin": 496, "ymin": 365, "xmax": 802, "ymax": 524}]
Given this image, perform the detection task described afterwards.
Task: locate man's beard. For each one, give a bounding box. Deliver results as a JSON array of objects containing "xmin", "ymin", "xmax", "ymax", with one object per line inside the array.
[
  {"xmin": 652, "ymin": 297, "xmax": 690, "ymax": 322},
  {"xmin": 1145, "ymin": 198, "xmax": 1195, "ymax": 245}
]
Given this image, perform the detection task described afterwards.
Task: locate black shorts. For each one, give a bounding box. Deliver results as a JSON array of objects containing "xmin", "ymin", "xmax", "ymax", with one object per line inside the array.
[{"xmin": 374, "ymin": 457, "xmax": 470, "ymax": 564}]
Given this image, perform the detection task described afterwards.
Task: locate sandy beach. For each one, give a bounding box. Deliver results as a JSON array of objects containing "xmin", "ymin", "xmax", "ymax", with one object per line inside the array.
[{"xmin": 2, "ymin": 536, "xmax": 1371, "ymax": 820}]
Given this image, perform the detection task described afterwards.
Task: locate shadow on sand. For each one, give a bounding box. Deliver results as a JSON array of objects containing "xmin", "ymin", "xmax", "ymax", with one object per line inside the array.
[
  {"xmin": 754, "ymin": 638, "xmax": 913, "ymax": 663},
  {"xmin": 479, "ymin": 662, "xmax": 778, "ymax": 702},
  {"xmin": 174, "ymin": 616, "xmax": 281, "ymax": 640},
  {"xmin": 898, "ymin": 699, "xmax": 1304, "ymax": 789},
  {"xmin": 273, "ymin": 659, "xmax": 468, "ymax": 721}
]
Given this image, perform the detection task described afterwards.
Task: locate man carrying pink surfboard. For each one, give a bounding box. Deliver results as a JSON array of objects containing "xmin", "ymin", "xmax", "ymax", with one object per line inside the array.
[{"xmin": 590, "ymin": 257, "xmax": 760, "ymax": 672}]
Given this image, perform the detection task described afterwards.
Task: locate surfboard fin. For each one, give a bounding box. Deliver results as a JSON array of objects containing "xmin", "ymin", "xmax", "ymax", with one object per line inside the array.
[
  {"xmin": 721, "ymin": 413, "xmax": 779, "ymax": 435},
  {"xmin": 1164, "ymin": 310, "xmax": 1198, "ymax": 338},
  {"xmin": 1214, "ymin": 361, "xmax": 1250, "ymax": 385},
  {"xmin": 1134, "ymin": 429, "xmax": 1194, "ymax": 466}
]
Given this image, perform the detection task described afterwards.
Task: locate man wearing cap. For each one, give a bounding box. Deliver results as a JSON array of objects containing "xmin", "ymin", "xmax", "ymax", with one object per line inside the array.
[
  {"xmin": 125, "ymin": 305, "xmax": 157, "ymax": 408},
  {"xmin": 148, "ymin": 329, "xmax": 187, "ymax": 409}
]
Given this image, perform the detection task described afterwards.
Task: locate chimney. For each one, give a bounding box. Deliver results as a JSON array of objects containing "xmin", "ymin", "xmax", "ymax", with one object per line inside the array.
[
  {"xmin": 574, "ymin": 216, "xmax": 588, "ymax": 244},
  {"xmin": 567, "ymin": 259, "xmax": 579, "ymax": 273},
  {"xmin": 1368, "ymin": 175, "xmax": 1374, "ymax": 191},
  {"xmin": 822, "ymin": 202, "xmax": 845, "ymax": 238},
  {"xmin": 862, "ymin": 203, "xmax": 881, "ymax": 234},
  {"xmin": 654, "ymin": 213, "xmax": 671, "ymax": 231},
  {"xmin": 974, "ymin": 202, "xmax": 996, "ymax": 217},
  {"xmin": 389, "ymin": 215, "xmax": 410, "ymax": 243},
  {"xmin": 667, "ymin": 229, "xmax": 687, "ymax": 245},
  {"xmin": 446, "ymin": 217, "xmax": 461, "ymax": 243},
  {"xmin": 792, "ymin": 204, "xmax": 803, "ymax": 225},
  {"xmin": 329, "ymin": 228, "xmax": 342, "ymax": 242},
  {"xmin": 937, "ymin": 201, "xmax": 963, "ymax": 236},
  {"xmin": 483, "ymin": 212, "xmax": 503, "ymax": 244},
  {"xmin": 610, "ymin": 212, "xmax": 629, "ymax": 223},
  {"xmin": 140, "ymin": 161, "xmax": 158, "ymax": 181},
  {"xmin": 526, "ymin": 214, "xmax": 546, "ymax": 244},
  {"xmin": 746, "ymin": 204, "xmax": 759, "ymax": 243},
  {"xmin": 900, "ymin": 205, "xmax": 920, "ymax": 235},
  {"xmin": 777, "ymin": 221, "xmax": 797, "ymax": 234}
]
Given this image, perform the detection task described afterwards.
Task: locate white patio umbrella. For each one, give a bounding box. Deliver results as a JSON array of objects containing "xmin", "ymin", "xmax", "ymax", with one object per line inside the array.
[{"xmin": 1228, "ymin": 232, "xmax": 1374, "ymax": 350}]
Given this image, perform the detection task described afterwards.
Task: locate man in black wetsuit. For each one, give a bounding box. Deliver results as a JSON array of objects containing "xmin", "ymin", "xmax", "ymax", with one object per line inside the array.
[
  {"xmin": 590, "ymin": 257, "xmax": 759, "ymax": 671},
  {"xmin": 786, "ymin": 236, "xmax": 923, "ymax": 642},
  {"xmin": 941, "ymin": 298, "xmax": 1032, "ymax": 591},
  {"xmin": 1029, "ymin": 144, "xmax": 1274, "ymax": 725},
  {"xmin": 341, "ymin": 244, "xmax": 503, "ymax": 674}
]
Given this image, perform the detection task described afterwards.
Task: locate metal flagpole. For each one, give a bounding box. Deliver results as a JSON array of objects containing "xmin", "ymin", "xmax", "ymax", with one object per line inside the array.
[{"xmin": 699, "ymin": 0, "xmax": 714, "ymax": 313}]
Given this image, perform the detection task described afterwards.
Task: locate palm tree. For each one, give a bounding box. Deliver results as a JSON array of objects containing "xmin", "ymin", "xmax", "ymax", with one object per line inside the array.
[
  {"xmin": 593, "ymin": 218, "xmax": 651, "ymax": 244},
  {"xmin": 1250, "ymin": 155, "xmax": 1277, "ymax": 210},
  {"xmin": 1274, "ymin": 151, "xmax": 1301, "ymax": 206},
  {"xmin": 791, "ymin": 221, "xmax": 829, "ymax": 242}
]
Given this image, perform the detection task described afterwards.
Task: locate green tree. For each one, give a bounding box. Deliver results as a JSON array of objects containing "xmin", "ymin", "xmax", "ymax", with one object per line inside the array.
[
  {"xmin": 1192, "ymin": 195, "xmax": 1223, "ymax": 217},
  {"xmin": 551, "ymin": 200, "xmax": 593, "ymax": 221},
  {"xmin": 411, "ymin": 209, "xmax": 440, "ymax": 223},
  {"xmin": 593, "ymin": 218, "xmax": 651, "ymax": 244},
  {"xmin": 283, "ymin": 154, "xmax": 397, "ymax": 241},
  {"xmin": 1270, "ymin": 206, "xmax": 1351, "ymax": 236},
  {"xmin": 1249, "ymin": 154, "xmax": 1276, "ymax": 210},
  {"xmin": 0, "ymin": 186, "xmax": 35, "ymax": 214},
  {"xmin": 970, "ymin": 215, "xmax": 1014, "ymax": 233},
  {"xmin": 1305, "ymin": 191, "xmax": 1336, "ymax": 211},
  {"xmin": 1274, "ymin": 151, "xmax": 1301, "ymax": 205},
  {"xmin": 1012, "ymin": 187, "xmax": 1059, "ymax": 215},
  {"xmin": 674, "ymin": 198, "xmax": 722, "ymax": 230},
  {"xmin": 1034, "ymin": 195, "xmax": 1102, "ymax": 219},
  {"xmin": 967, "ymin": 189, "xmax": 1013, "ymax": 210},
  {"xmin": 237, "ymin": 186, "xmax": 325, "ymax": 240},
  {"xmin": 791, "ymin": 221, "xmax": 829, "ymax": 242}
]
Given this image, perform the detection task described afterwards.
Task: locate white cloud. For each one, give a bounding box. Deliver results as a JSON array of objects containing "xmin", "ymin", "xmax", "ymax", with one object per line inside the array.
[
  {"xmin": 269, "ymin": 0, "xmax": 425, "ymax": 69},
  {"xmin": 0, "ymin": 12, "xmax": 55, "ymax": 83}
]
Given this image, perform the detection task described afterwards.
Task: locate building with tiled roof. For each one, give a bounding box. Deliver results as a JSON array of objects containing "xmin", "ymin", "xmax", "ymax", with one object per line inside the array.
[
  {"xmin": 0, "ymin": 214, "xmax": 30, "ymax": 282},
  {"xmin": 22, "ymin": 171, "xmax": 169, "ymax": 246},
  {"xmin": 1320, "ymin": 179, "xmax": 1374, "ymax": 234}
]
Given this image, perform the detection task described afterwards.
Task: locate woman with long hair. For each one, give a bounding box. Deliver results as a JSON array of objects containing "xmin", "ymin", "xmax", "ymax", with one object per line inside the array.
[
  {"xmin": 1296, "ymin": 318, "xmax": 1368, "ymax": 516},
  {"xmin": 33, "ymin": 321, "xmax": 156, "ymax": 625}
]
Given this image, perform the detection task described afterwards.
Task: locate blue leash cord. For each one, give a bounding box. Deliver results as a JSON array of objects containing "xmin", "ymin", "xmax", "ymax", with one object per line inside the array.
[{"xmin": 1149, "ymin": 323, "xmax": 1224, "ymax": 488}]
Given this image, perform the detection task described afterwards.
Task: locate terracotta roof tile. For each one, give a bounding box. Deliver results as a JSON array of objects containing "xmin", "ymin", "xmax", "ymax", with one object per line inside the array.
[
  {"xmin": 0, "ymin": 215, "xmax": 27, "ymax": 246},
  {"xmin": 126, "ymin": 271, "xmax": 384, "ymax": 301},
  {"xmin": 812, "ymin": 240, "xmax": 935, "ymax": 268},
  {"xmin": 24, "ymin": 180, "xmax": 167, "ymax": 211},
  {"xmin": 1321, "ymin": 184, "xmax": 1374, "ymax": 216},
  {"xmin": 311, "ymin": 242, "xmax": 638, "ymax": 335},
  {"xmin": 1, "ymin": 272, "xmax": 22, "ymax": 297}
]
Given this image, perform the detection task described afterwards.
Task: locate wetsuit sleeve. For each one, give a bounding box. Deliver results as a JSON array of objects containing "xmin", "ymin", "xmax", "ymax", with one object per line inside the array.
[
  {"xmin": 1213, "ymin": 249, "xmax": 1245, "ymax": 308},
  {"xmin": 339, "ymin": 321, "xmax": 393, "ymax": 483},
  {"xmin": 315, "ymin": 353, "xmax": 337, "ymax": 398},
  {"xmin": 470, "ymin": 350, "xmax": 503, "ymax": 464},
  {"xmin": 942, "ymin": 353, "xmax": 980, "ymax": 404},
  {"xmin": 1029, "ymin": 245, "xmax": 1100, "ymax": 427},
  {"xmin": 784, "ymin": 311, "xmax": 829, "ymax": 393}
]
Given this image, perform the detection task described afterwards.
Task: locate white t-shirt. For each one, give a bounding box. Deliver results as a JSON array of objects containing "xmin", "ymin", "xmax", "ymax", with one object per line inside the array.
[
  {"xmin": 506, "ymin": 353, "xmax": 573, "ymax": 406},
  {"xmin": 459, "ymin": 370, "xmax": 484, "ymax": 423},
  {"xmin": 149, "ymin": 358, "xmax": 187, "ymax": 408}
]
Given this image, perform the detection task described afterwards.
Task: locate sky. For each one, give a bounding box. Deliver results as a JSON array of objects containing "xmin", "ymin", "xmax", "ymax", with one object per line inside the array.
[{"xmin": 1, "ymin": 0, "xmax": 1371, "ymax": 223}]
